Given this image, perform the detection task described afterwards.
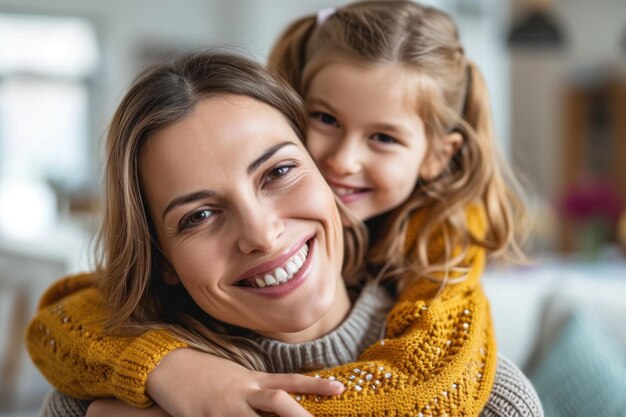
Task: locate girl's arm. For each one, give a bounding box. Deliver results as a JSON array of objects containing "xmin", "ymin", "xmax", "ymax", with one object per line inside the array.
[
  {"xmin": 26, "ymin": 273, "xmax": 188, "ymax": 408},
  {"xmin": 87, "ymin": 399, "xmax": 171, "ymax": 417},
  {"xmin": 43, "ymin": 357, "xmax": 543, "ymax": 417}
]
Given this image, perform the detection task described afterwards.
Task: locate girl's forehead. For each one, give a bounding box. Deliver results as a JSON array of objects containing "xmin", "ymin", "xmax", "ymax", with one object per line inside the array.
[{"xmin": 306, "ymin": 61, "xmax": 428, "ymax": 115}]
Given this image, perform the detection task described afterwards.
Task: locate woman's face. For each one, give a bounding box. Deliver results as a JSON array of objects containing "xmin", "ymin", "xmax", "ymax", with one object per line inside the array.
[{"xmin": 139, "ymin": 95, "xmax": 349, "ymax": 343}]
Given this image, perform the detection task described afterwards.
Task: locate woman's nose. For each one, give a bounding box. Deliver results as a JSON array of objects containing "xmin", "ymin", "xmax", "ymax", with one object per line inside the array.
[{"xmin": 236, "ymin": 206, "xmax": 284, "ymax": 254}]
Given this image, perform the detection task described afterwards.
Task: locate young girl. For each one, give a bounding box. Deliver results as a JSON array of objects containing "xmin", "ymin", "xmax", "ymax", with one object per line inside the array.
[{"xmin": 29, "ymin": 2, "xmax": 539, "ymax": 417}]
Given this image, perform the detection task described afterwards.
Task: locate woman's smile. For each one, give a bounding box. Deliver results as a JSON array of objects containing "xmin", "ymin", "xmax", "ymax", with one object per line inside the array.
[
  {"xmin": 234, "ymin": 236, "xmax": 314, "ymax": 299},
  {"xmin": 234, "ymin": 236, "xmax": 311, "ymax": 287}
]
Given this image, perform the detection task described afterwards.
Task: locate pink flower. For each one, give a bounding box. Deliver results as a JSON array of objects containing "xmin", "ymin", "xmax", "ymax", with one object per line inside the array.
[{"xmin": 561, "ymin": 179, "xmax": 623, "ymax": 223}]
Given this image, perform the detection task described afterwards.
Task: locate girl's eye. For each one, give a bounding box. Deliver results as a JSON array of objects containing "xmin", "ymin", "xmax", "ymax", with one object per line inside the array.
[
  {"xmin": 181, "ymin": 209, "xmax": 213, "ymax": 229},
  {"xmin": 311, "ymin": 111, "xmax": 339, "ymax": 127},
  {"xmin": 371, "ymin": 132, "xmax": 398, "ymax": 144}
]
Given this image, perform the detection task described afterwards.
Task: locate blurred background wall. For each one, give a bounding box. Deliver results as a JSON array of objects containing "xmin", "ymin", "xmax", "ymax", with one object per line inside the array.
[{"xmin": 0, "ymin": 0, "xmax": 625, "ymax": 416}]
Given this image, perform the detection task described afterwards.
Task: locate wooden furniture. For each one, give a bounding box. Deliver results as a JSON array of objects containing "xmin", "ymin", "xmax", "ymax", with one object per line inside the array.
[{"xmin": 560, "ymin": 75, "xmax": 626, "ymax": 252}]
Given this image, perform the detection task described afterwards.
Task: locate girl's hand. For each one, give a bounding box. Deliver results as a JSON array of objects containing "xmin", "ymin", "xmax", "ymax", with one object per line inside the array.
[
  {"xmin": 86, "ymin": 399, "xmax": 171, "ymax": 417},
  {"xmin": 146, "ymin": 348, "xmax": 344, "ymax": 417}
]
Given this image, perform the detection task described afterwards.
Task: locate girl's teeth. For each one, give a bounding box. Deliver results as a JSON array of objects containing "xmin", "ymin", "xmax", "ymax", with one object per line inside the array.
[
  {"xmin": 334, "ymin": 186, "xmax": 357, "ymax": 196},
  {"xmin": 264, "ymin": 274, "xmax": 277, "ymax": 286},
  {"xmin": 256, "ymin": 278, "xmax": 266, "ymax": 288},
  {"xmin": 293, "ymin": 255, "xmax": 303, "ymax": 268}
]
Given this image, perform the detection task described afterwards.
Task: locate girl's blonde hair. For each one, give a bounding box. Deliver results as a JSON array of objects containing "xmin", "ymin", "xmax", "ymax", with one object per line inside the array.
[
  {"xmin": 95, "ymin": 51, "xmax": 367, "ymax": 372},
  {"xmin": 269, "ymin": 0, "xmax": 526, "ymax": 286}
]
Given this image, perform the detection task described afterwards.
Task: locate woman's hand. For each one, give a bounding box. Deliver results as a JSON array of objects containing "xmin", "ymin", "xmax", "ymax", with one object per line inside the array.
[
  {"xmin": 146, "ymin": 348, "xmax": 344, "ymax": 417},
  {"xmin": 87, "ymin": 399, "xmax": 171, "ymax": 417}
]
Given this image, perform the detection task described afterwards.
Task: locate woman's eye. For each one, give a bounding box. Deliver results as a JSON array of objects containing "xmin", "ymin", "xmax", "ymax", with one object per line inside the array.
[
  {"xmin": 182, "ymin": 209, "xmax": 213, "ymax": 229},
  {"xmin": 266, "ymin": 165, "xmax": 292, "ymax": 181},
  {"xmin": 371, "ymin": 132, "xmax": 398, "ymax": 144},
  {"xmin": 311, "ymin": 111, "xmax": 339, "ymax": 127}
]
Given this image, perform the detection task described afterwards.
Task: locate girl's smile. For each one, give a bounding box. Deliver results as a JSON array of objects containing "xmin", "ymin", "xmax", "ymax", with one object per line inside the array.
[
  {"xmin": 305, "ymin": 62, "xmax": 430, "ymax": 221},
  {"xmin": 325, "ymin": 178, "xmax": 373, "ymax": 205}
]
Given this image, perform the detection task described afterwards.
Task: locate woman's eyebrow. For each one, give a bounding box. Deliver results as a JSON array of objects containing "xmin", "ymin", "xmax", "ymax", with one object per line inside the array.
[
  {"xmin": 246, "ymin": 141, "xmax": 296, "ymax": 175},
  {"xmin": 161, "ymin": 142, "xmax": 296, "ymax": 221},
  {"xmin": 162, "ymin": 190, "xmax": 215, "ymax": 221}
]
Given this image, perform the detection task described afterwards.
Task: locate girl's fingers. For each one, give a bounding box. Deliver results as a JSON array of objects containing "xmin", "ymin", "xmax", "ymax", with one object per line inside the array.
[
  {"xmin": 230, "ymin": 407, "xmax": 265, "ymax": 417},
  {"xmin": 87, "ymin": 399, "xmax": 172, "ymax": 417},
  {"xmin": 261, "ymin": 373, "xmax": 345, "ymax": 396},
  {"xmin": 247, "ymin": 389, "xmax": 312, "ymax": 417}
]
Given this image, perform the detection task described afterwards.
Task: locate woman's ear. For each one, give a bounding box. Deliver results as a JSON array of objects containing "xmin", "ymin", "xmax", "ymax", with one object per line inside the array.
[
  {"xmin": 160, "ymin": 258, "xmax": 181, "ymax": 286},
  {"xmin": 418, "ymin": 132, "xmax": 463, "ymax": 181},
  {"xmin": 163, "ymin": 270, "xmax": 180, "ymax": 286}
]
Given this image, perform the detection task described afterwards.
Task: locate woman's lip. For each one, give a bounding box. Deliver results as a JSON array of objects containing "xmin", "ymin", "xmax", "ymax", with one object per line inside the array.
[
  {"xmin": 237, "ymin": 237, "xmax": 315, "ymax": 298},
  {"xmin": 234, "ymin": 234, "xmax": 314, "ymax": 283}
]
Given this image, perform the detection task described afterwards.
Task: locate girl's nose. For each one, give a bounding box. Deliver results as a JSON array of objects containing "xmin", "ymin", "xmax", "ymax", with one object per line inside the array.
[
  {"xmin": 236, "ymin": 205, "xmax": 284, "ymax": 254},
  {"xmin": 324, "ymin": 135, "xmax": 362, "ymax": 176}
]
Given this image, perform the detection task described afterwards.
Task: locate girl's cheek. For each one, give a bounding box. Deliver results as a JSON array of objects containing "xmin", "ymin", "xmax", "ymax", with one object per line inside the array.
[
  {"xmin": 306, "ymin": 127, "xmax": 338, "ymax": 162},
  {"xmin": 284, "ymin": 173, "xmax": 336, "ymax": 221}
]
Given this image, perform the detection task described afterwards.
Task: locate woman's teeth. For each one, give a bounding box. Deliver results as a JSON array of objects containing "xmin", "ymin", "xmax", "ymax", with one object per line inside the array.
[{"xmin": 249, "ymin": 243, "xmax": 309, "ymax": 288}]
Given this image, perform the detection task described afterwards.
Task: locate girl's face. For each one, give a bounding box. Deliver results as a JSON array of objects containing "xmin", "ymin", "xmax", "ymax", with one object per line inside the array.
[
  {"xmin": 306, "ymin": 62, "xmax": 441, "ymax": 221},
  {"xmin": 139, "ymin": 95, "xmax": 349, "ymax": 343}
]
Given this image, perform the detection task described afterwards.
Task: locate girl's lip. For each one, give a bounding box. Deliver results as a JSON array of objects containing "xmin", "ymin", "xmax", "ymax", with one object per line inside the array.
[
  {"xmin": 233, "ymin": 234, "xmax": 314, "ymax": 283},
  {"xmin": 338, "ymin": 190, "xmax": 370, "ymax": 204},
  {"xmin": 325, "ymin": 179, "xmax": 368, "ymax": 191},
  {"xmin": 237, "ymin": 237, "xmax": 315, "ymax": 298}
]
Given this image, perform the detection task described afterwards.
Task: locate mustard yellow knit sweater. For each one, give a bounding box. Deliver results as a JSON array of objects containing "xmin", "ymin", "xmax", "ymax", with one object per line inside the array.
[{"xmin": 26, "ymin": 206, "xmax": 496, "ymax": 417}]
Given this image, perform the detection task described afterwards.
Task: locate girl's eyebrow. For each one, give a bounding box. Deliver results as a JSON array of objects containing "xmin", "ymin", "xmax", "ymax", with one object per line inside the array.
[
  {"xmin": 162, "ymin": 141, "xmax": 297, "ymax": 220},
  {"xmin": 369, "ymin": 123, "xmax": 411, "ymax": 137},
  {"xmin": 307, "ymin": 97, "xmax": 337, "ymax": 113}
]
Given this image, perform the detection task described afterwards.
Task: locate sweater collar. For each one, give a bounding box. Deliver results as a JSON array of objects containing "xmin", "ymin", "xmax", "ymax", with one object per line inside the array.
[{"xmin": 253, "ymin": 280, "xmax": 394, "ymax": 373}]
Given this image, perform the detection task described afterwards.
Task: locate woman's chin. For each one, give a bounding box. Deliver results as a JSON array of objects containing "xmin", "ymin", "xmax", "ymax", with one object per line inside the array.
[{"xmin": 257, "ymin": 298, "xmax": 337, "ymax": 342}]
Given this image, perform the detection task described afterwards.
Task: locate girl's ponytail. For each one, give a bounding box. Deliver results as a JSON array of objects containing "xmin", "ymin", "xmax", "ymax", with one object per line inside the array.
[
  {"xmin": 462, "ymin": 60, "xmax": 526, "ymax": 258},
  {"xmin": 463, "ymin": 62, "xmax": 493, "ymax": 155},
  {"xmin": 268, "ymin": 15, "xmax": 317, "ymax": 93}
]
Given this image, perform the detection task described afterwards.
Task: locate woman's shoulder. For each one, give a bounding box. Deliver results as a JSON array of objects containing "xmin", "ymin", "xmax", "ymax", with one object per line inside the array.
[
  {"xmin": 40, "ymin": 390, "xmax": 90, "ymax": 417},
  {"xmin": 482, "ymin": 355, "xmax": 544, "ymax": 417}
]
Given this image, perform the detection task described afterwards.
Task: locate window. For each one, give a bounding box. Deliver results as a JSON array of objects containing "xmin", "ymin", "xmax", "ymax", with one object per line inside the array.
[
  {"xmin": 0, "ymin": 13, "xmax": 99, "ymax": 189},
  {"xmin": 0, "ymin": 14, "xmax": 99, "ymax": 239}
]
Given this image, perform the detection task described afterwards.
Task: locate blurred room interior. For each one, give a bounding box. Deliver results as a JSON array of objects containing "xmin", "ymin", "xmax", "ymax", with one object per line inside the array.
[{"xmin": 0, "ymin": 0, "xmax": 625, "ymax": 416}]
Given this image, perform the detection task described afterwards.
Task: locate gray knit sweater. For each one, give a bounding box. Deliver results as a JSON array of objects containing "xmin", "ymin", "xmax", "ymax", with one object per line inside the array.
[{"xmin": 40, "ymin": 282, "xmax": 543, "ymax": 417}]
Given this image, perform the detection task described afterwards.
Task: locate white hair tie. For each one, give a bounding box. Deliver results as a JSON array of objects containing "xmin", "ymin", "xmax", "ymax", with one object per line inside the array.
[{"xmin": 316, "ymin": 7, "xmax": 337, "ymax": 26}]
